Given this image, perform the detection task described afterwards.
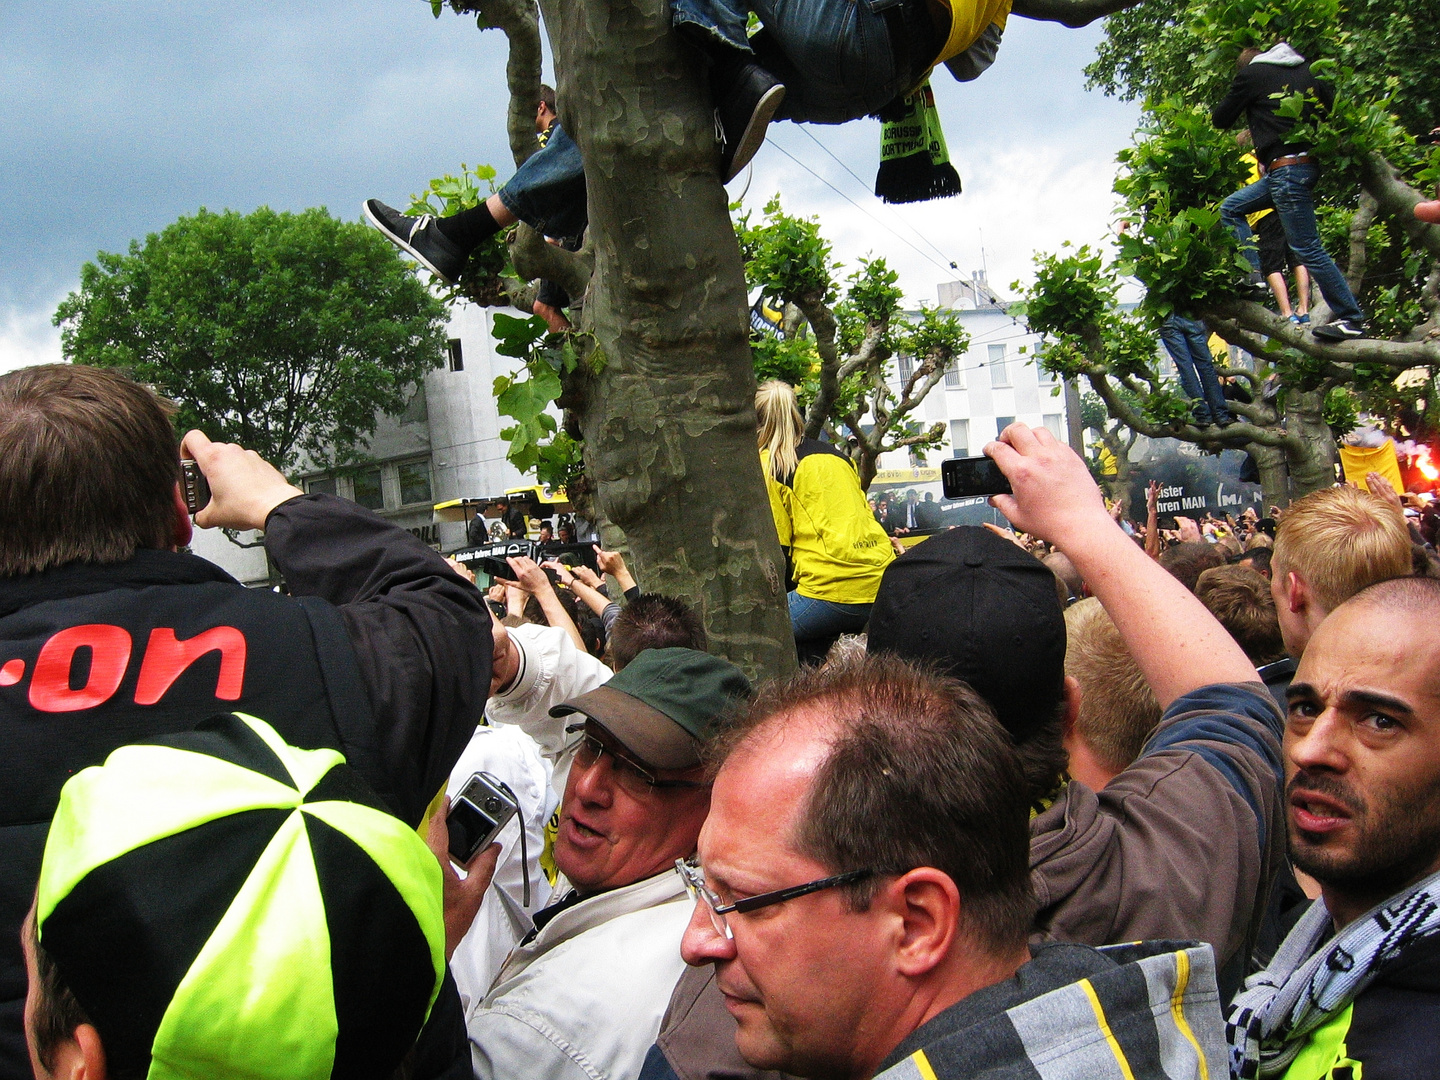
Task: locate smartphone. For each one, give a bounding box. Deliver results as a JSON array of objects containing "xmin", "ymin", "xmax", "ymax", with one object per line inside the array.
[
  {"xmin": 477, "ymin": 555, "xmax": 513, "ymax": 580},
  {"xmin": 181, "ymin": 460, "xmax": 211, "ymax": 515},
  {"xmin": 447, "ymin": 772, "xmax": 520, "ymax": 864},
  {"xmin": 942, "ymin": 456, "xmax": 1012, "ymax": 499}
]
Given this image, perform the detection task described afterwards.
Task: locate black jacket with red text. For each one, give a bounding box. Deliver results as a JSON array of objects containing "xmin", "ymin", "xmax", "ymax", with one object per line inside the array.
[{"xmin": 0, "ymin": 494, "xmax": 491, "ymax": 1079}]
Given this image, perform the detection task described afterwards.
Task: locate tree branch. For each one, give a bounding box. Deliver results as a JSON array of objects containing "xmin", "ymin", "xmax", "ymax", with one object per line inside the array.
[
  {"xmin": 452, "ymin": 0, "xmax": 544, "ymax": 166},
  {"xmin": 794, "ymin": 290, "xmax": 840, "ymax": 440},
  {"xmin": 509, "ymin": 224, "xmax": 594, "ymax": 301},
  {"xmin": 1011, "ymin": 0, "xmax": 1144, "ymax": 28},
  {"xmin": 1204, "ymin": 296, "xmax": 1440, "ymax": 368},
  {"xmin": 1358, "ymin": 151, "xmax": 1440, "ymax": 261},
  {"xmin": 1346, "ymin": 191, "xmax": 1378, "ymax": 295}
]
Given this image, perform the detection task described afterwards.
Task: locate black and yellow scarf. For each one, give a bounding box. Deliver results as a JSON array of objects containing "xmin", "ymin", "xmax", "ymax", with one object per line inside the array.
[{"xmin": 874, "ymin": 82, "xmax": 962, "ymax": 204}]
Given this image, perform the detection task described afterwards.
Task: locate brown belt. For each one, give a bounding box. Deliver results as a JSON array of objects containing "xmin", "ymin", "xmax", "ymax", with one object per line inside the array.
[{"xmin": 1269, "ymin": 153, "xmax": 1316, "ymax": 169}]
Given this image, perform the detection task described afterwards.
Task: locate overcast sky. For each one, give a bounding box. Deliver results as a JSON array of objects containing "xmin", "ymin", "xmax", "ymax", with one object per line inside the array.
[{"xmin": 0, "ymin": 1, "xmax": 1141, "ymax": 372}]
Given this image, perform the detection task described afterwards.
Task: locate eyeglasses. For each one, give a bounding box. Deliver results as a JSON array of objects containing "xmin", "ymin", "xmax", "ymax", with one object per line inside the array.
[
  {"xmin": 675, "ymin": 857, "xmax": 874, "ymax": 940},
  {"xmin": 566, "ymin": 724, "xmax": 707, "ymax": 797}
]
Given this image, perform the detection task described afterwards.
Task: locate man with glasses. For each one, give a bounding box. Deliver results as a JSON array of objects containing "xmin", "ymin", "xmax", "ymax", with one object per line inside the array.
[
  {"xmin": 464, "ymin": 647, "xmax": 751, "ymax": 1080},
  {"xmin": 674, "ymin": 651, "xmax": 1228, "ymax": 1080}
]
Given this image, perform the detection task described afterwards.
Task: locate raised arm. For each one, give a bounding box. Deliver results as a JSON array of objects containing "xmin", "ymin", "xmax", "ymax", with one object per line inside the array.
[
  {"xmin": 986, "ymin": 424, "xmax": 1257, "ymax": 706},
  {"xmin": 501, "ymin": 556, "xmax": 588, "ymax": 654}
]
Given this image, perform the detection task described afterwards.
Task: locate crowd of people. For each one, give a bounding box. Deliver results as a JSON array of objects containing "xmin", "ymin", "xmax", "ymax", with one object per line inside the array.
[{"xmin": 7, "ymin": 362, "xmax": 1440, "ymax": 1080}]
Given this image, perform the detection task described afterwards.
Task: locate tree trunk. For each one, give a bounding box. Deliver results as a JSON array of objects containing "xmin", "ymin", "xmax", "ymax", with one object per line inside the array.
[
  {"xmin": 541, "ymin": 0, "xmax": 796, "ymax": 681},
  {"xmin": 1247, "ymin": 442, "xmax": 1291, "ymax": 510},
  {"xmin": 1283, "ymin": 389, "xmax": 1339, "ymax": 497}
]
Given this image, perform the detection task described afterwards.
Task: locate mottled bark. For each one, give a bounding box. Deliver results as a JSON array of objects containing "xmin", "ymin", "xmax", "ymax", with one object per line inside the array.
[
  {"xmin": 1283, "ymin": 388, "xmax": 1339, "ymax": 497},
  {"xmin": 540, "ymin": 0, "xmax": 796, "ymax": 681},
  {"xmin": 1247, "ymin": 443, "xmax": 1291, "ymax": 509}
]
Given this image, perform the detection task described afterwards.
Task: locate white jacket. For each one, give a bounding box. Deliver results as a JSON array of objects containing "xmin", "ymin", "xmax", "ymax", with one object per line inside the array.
[
  {"xmin": 486, "ymin": 622, "xmax": 611, "ymax": 798},
  {"xmin": 468, "ymin": 870, "xmax": 692, "ymax": 1080},
  {"xmin": 447, "ymin": 724, "xmax": 559, "ymax": 1010}
]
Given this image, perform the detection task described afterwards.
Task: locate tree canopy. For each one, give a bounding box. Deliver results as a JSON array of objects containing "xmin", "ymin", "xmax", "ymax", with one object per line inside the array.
[
  {"xmin": 739, "ymin": 196, "xmax": 969, "ymax": 487},
  {"xmin": 1019, "ymin": 0, "xmax": 1440, "ymax": 505},
  {"xmin": 54, "ymin": 206, "xmax": 448, "ymax": 475}
]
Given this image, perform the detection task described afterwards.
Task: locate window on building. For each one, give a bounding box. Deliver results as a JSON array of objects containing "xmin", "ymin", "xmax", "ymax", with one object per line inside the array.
[
  {"xmin": 950, "ymin": 419, "xmax": 969, "ymax": 458},
  {"xmin": 994, "ymin": 416, "xmax": 1015, "ymax": 438},
  {"xmin": 1042, "ymin": 413, "xmax": 1063, "ymax": 440},
  {"xmin": 1033, "ymin": 343, "xmax": 1057, "ymax": 385},
  {"xmin": 897, "ymin": 354, "xmax": 914, "ymax": 382},
  {"xmin": 398, "ymin": 460, "xmax": 433, "ymax": 506},
  {"xmin": 352, "ymin": 467, "xmax": 384, "ymax": 511},
  {"xmin": 944, "ymin": 359, "xmax": 963, "ymax": 388},
  {"xmin": 306, "ymin": 476, "xmax": 337, "ymax": 497},
  {"xmin": 988, "ymin": 345, "xmax": 1010, "ymax": 388},
  {"xmin": 447, "ymin": 338, "xmax": 464, "ymax": 372}
]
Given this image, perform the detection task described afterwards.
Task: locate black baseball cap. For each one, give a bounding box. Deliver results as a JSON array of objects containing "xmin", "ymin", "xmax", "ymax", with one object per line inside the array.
[
  {"xmin": 550, "ymin": 648, "xmax": 753, "ymax": 770},
  {"xmin": 867, "ymin": 527, "xmax": 1066, "ymax": 743}
]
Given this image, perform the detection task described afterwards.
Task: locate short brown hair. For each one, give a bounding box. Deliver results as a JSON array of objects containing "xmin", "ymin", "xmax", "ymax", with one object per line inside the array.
[
  {"xmin": 715, "ymin": 652, "xmax": 1035, "ymax": 956},
  {"xmin": 0, "ymin": 365, "xmax": 180, "ymax": 576},
  {"xmin": 27, "ymin": 911, "xmax": 91, "ymax": 1077},
  {"xmin": 1160, "ymin": 540, "xmax": 1226, "ymax": 593},
  {"xmin": 1196, "ymin": 565, "xmax": 1285, "ymax": 665},
  {"xmin": 1237, "ymin": 47, "xmax": 1263, "ymax": 69},
  {"xmin": 1273, "ymin": 485, "xmax": 1412, "ymax": 613},
  {"xmin": 609, "ymin": 594, "xmax": 706, "ymax": 670},
  {"xmin": 1063, "ymin": 599, "xmax": 1160, "ymax": 772}
]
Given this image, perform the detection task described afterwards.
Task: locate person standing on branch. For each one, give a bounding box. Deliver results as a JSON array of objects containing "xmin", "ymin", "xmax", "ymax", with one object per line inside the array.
[{"xmin": 1213, "ymin": 44, "xmax": 1368, "ymax": 341}]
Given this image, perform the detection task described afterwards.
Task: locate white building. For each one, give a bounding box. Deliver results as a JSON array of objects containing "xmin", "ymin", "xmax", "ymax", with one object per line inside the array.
[
  {"xmin": 875, "ymin": 272, "xmax": 1069, "ymax": 475},
  {"xmin": 190, "ymin": 301, "xmax": 535, "ymax": 584}
]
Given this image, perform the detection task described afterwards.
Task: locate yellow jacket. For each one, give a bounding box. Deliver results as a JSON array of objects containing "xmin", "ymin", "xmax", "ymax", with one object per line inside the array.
[
  {"xmin": 763, "ymin": 440, "xmax": 895, "ymax": 605},
  {"xmin": 935, "ymin": 0, "xmax": 1013, "ymax": 65}
]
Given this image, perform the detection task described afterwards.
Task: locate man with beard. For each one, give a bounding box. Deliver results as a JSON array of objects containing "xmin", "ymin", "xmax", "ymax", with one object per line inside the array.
[{"xmin": 1227, "ymin": 575, "xmax": 1440, "ymax": 1080}]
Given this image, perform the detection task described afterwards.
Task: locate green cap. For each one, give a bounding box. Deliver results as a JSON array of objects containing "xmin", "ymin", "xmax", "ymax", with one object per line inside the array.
[{"xmin": 549, "ymin": 647, "xmax": 753, "ymax": 770}]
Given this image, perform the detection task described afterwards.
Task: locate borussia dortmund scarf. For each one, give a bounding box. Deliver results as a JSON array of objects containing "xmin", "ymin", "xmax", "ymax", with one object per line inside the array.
[
  {"xmin": 874, "ymin": 82, "xmax": 962, "ymax": 204},
  {"xmin": 1226, "ymin": 868, "xmax": 1440, "ymax": 1078}
]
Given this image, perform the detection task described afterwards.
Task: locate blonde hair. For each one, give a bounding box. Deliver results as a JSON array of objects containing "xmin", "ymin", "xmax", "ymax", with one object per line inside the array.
[
  {"xmin": 1273, "ymin": 486, "xmax": 1412, "ymax": 613},
  {"xmin": 1063, "ymin": 599, "xmax": 1160, "ymax": 772},
  {"xmin": 756, "ymin": 380, "xmax": 804, "ymax": 482}
]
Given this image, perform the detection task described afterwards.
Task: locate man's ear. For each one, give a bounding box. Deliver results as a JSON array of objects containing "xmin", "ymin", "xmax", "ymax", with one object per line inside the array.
[
  {"xmin": 42, "ymin": 1023, "xmax": 106, "ymax": 1080},
  {"xmin": 884, "ymin": 868, "xmax": 961, "ymax": 978},
  {"xmin": 170, "ymin": 482, "xmax": 193, "ymax": 550},
  {"xmin": 1283, "ymin": 571, "xmax": 1308, "ymax": 614}
]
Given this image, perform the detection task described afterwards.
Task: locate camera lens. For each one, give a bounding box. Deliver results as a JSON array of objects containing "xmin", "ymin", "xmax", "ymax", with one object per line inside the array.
[{"xmin": 484, "ymin": 797, "xmax": 504, "ymax": 814}]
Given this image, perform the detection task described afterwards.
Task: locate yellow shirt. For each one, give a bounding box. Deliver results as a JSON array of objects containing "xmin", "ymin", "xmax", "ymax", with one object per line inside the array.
[
  {"xmin": 763, "ymin": 441, "xmax": 895, "ymax": 605},
  {"xmin": 1244, "ymin": 154, "xmax": 1275, "ymax": 229},
  {"xmin": 936, "ymin": 0, "xmax": 1013, "ymax": 64}
]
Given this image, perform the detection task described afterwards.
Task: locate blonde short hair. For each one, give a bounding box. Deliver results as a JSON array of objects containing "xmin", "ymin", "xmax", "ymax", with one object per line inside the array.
[
  {"xmin": 1273, "ymin": 486, "xmax": 1412, "ymax": 612},
  {"xmin": 1063, "ymin": 598, "xmax": 1160, "ymax": 773}
]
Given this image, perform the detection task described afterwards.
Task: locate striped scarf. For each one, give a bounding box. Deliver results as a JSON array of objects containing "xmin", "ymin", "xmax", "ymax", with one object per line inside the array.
[{"xmin": 1226, "ymin": 869, "xmax": 1440, "ymax": 1078}]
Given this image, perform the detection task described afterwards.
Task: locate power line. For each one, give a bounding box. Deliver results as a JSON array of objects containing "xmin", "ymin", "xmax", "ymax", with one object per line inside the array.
[
  {"xmin": 762, "ymin": 137, "xmax": 959, "ymax": 280},
  {"xmin": 795, "ymin": 125, "xmax": 962, "ymax": 272}
]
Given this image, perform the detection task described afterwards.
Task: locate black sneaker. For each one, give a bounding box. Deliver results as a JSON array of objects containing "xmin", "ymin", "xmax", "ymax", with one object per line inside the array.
[
  {"xmin": 715, "ymin": 64, "xmax": 785, "ymax": 183},
  {"xmin": 1312, "ymin": 319, "xmax": 1366, "ymax": 342},
  {"xmin": 362, "ymin": 199, "xmax": 467, "ymax": 285}
]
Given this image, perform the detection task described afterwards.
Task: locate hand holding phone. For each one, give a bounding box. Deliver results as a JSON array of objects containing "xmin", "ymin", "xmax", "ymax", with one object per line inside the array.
[{"xmin": 942, "ymin": 455, "xmax": 1012, "ymax": 499}]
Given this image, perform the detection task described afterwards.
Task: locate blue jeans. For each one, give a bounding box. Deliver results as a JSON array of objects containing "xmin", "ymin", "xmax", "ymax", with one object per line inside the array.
[
  {"xmin": 1220, "ymin": 163, "xmax": 1364, "ymax": 324},
  {"xmin": 1159, "ymin": 315, "xmax": 1232, "ymax": 425},
  {"xmin": 788, "ymin": 591, "xmax": 872, "ymax": 641},
  {"xmin": 671, "ymin": 0, "xmax": 908, "ymax": 124},
  {"xmin": 496, "ymin": 123, "xmax": 588, "ymax": 244}
]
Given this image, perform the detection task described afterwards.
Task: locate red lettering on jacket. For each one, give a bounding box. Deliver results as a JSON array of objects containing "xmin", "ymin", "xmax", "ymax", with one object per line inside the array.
[
  {"xmin": 133, "ymin": 627, "xmax": 247, "ymax": 705},
  {"xmin": 0, "ymin": 659, "xmax": 23, "ymax": 686},
  {"xmin": 29, "ymin": 625, "xmax": 133, "ymax": 712}
]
